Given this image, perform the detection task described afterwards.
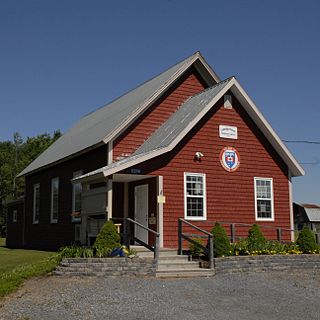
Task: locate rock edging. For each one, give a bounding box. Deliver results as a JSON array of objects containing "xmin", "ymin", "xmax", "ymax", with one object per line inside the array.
[
  {"xmin": 54, "ymin": 257, "xmax": 156, "ymax": 276},
  {"xmin": 214, "ymin": 254, "xmax": 320, "ymax": 274}
]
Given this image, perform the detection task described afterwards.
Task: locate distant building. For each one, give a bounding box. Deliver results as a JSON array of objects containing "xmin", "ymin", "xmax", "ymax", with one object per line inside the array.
[
  {"xmin": 6, "ymin": 52, "xmax": 304, "ymax": 250},
  {"xmin": 293, "ymin": 202, "xmax": 320, "ymax": 232}
]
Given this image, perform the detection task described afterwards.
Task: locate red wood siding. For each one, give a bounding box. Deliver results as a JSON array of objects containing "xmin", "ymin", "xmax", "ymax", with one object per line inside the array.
[
  {"xmin": 123, "ymin": 92, "xmax": 291, "ymax": 247},
  {"xmin": 113, "ymin": 68, "xmax": 207, "ymax": 161},
  {"xmin": 24, "ymin": 145, "xmax": 108, "ymax": 250}
]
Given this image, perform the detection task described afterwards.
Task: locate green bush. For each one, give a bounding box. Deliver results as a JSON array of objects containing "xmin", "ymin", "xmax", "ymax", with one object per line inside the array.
[
  {"xmin": 189, "ymin": 238, "xmax": 204, "ymax": 257},
  {"xmin": 93, "ymin": 220, "xmax": 121, "ymax": 252},
  {"xmin": 211, "ymin": 223, "xmax": 230, "ymax": 257},
  {"xmin": 247, "ymin": 224, "xmax": 266, "ymax": 251},
  {"xmin": 296, "ymin": 226, "xmax": 319, "ymax": 253}
]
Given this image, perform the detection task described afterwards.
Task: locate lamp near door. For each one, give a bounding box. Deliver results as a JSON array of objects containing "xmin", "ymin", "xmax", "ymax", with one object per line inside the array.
[{"xmin": 194, "ymin": 151, "xmax": 204, "ymax": 162}]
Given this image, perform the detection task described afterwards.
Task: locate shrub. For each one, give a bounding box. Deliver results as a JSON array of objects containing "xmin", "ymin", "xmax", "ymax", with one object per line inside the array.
[
  {"xmin": 189, "ymin": 238, "xmax": 204, "ymax": 257},
  {"xmin": 59, "ymin": 245, "xmax": 94, "ymax": 258},
  {"xmin": 247, "ymin": 224, "xmax": 266, "ymax": 251},
  {"xmin": 211, "ymin": 222, "xmax": 230, "ymax": 257},
  {"xmin": 296, "ymin": 226, "xmax": 319, "ymax": 253},
  {"xmin": 93, "ymin": 220, "xmax": 121, "ymax": 253}
]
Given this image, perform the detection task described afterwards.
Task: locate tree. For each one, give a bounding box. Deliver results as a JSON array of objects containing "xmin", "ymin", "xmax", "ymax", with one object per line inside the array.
[
  {"xmin": 296, "ymin": 226, "xmax": 319, "ymax": 253},
  {"xmin": 0, "ymin": 130, "xmax": 62, "ymax": 236}
]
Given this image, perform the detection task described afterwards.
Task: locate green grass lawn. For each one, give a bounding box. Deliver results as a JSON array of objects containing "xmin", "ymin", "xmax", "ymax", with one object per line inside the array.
[{"xmin": 0, "ymin": 239, "xmax": 59, "ymax": 297}]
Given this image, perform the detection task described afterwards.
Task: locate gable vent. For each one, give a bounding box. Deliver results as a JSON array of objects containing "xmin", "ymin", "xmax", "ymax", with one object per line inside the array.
[{"xmin": 224, "ymin": 95, "xmax": 232, "ymax": 109}]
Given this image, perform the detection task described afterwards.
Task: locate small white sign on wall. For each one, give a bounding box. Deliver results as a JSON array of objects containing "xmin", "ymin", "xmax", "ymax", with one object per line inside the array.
[{"xmin": 219, "ymin": 125, "xmax": 238, "ymax": 139}]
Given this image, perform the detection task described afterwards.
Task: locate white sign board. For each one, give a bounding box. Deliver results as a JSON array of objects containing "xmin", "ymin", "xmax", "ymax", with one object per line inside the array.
[{"xmin": 219, "ymin": 125, "xmax": 238, "ymax": 139}]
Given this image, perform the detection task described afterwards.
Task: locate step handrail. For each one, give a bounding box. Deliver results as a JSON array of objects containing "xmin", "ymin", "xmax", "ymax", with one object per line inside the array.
[
  {"xmin": 178, "ymin": 218, "xmax": 214, "ymax": 269},
  {"xmin": 112, "ymin": 217, "xmax": 160, "ymax": 265}
]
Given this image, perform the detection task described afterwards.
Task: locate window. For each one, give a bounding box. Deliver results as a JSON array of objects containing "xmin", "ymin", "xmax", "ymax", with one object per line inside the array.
[
  {"xmin": 184, "ymin": 173, "xmax": 206, "ymax": 220},
  {"xmin": 254, "ymin": 178, "xmax": 274, "ymax": 221},
  {"xmin": 33, "ymin": 183, "xmax": 40, "ymax": 224},
  {"xmin": 50, "ymin": 177, "xmax": 59, "ymax": 223},
  {"xmin": 12, "ymin": 210, "xmax": 17, "ymax": 223},
  {"xmin": 72, "ymin": 171, "xmax": 82, "ymax": 222}
]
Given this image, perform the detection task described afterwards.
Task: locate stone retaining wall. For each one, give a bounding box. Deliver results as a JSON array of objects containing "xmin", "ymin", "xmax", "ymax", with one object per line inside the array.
[
  {"xmin": 54, "ymin": 255, "xmax": 320, "ymax": 277},
  {"xmin": 54, "ymin": 257, "xmax": 156, "ymax": 276},
  {"xmin": 214, "ymin": 254, "xmax": 320, "ymax": 274}
]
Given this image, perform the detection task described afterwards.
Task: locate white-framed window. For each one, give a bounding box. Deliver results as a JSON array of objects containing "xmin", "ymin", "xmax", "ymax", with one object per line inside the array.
[
  {"xmin": 254, "ymin": 177, "xmax": 274, "ymax": 221},
  {"xmin": 184, "ymin": 173, "xmax": 206, "ymax": 220},
  {"xmin": 33, "ymin": 183, "xmax": 40, "ymax": 224},
  {"xmin": 72, "ymin": 170, "xmax": 82, "ymax": 222},
  {"xmin": 50, "ymin": 177, "xmax": 59, "ymax": 223},
  {"xmin": 12, "ymin": 210, "xmax": 17, "ymax": 223}
]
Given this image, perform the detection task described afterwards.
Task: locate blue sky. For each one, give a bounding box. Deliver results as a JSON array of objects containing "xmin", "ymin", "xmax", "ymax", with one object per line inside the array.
[{"xmin": 0, "ymin": 0, "xmax": 319, "ymax": 203}]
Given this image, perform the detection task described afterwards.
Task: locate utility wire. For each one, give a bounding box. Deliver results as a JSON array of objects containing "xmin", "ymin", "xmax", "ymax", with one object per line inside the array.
[{"xmin": 283, "ymin": 140, "xmax": 320, "ymax": 144}]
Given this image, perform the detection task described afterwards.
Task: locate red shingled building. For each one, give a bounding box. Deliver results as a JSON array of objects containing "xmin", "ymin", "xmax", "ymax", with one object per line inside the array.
[{"xmin": 6, "ymin": 52, "xmax": 304, "ymax": 249}]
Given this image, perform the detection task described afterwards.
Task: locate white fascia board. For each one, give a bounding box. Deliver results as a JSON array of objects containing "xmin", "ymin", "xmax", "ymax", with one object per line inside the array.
[
  {"xmin": 101, "ymin": 148, "xmax": 170, "ymax": 177},
  {"xmin": 74, "ymin": 76, "xmax": 304, "ymax": 184},
  {"xmin": 73, "ymin": 79, "xmax": 234, "ymax": 184},
  {"xmin": 196, "ymin": 53, "xmax": 221, "ymax": 83},
  {"xmin": 71, "ymin": 171, "xmax": 105, "ymax": 184},
  {"xmin": 102, "ymin": 53, "xmax": 214, "ymax": 144},
  {"xmin": 230, "ymin": 79, "xmax": 305, "ymax": 177}
]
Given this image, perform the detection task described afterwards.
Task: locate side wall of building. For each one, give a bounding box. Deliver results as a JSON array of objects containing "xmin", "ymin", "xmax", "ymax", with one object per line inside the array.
[
  {"xmin": 6, "ymin": 200, "xmax": 24, "ymax": 248},
  {"xmin": 123, "ymin": 92, "xmax": 291, "ymax": 247},
  {"xmin": 24, "ymin": 145, "xmax": 108, "ymax": 250}
]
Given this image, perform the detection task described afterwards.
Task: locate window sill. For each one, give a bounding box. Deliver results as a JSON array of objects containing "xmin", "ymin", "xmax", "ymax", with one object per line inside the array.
[
  {"xmin": 185, "ymin": 216, "xmax": 207, "ymax": 221},
  {"xmin": 255, "ymin": 217, "xmax": 274, "ymax": 222}
]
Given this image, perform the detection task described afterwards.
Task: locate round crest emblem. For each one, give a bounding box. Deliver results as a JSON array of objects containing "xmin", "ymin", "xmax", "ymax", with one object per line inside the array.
[{"xmin": 219, "ymin": 147, "xmax": 240, "ymax": 172}]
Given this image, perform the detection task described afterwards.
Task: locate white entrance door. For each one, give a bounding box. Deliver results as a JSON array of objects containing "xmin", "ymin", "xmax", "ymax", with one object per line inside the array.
[{"xmin": 134, "ymin": 184, "xmax": 148, "ymax": 244}]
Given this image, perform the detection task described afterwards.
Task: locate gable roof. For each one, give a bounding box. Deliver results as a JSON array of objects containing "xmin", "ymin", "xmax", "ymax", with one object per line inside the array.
[
  {"xmin": 18, "ymin": 52, "xmax": 219, "ymax": 177},
  {"xmin": 295, "ymin": 203, "xmax": 320, "ymax": 222},
  {"xmin": 74, "ymin": 77, "xmax": 304, "ymax": 183}
]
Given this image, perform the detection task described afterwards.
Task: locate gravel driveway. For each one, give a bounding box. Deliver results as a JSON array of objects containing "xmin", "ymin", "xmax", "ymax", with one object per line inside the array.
[{"xmin": 1, "ymin": 271, "xmax": 320, "ymax": 320}]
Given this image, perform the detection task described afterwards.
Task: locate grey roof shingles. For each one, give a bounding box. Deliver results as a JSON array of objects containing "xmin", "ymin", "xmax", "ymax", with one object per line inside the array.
[
  {"xmin": 75, "ymin": 78, "xmax": 232, "ymax": 180},
  {"xmin": 133, "ymin": 77, "xmax": 232, "ymax": 156},
  {"xmin": 18, "ymin": 52, "xmax": 200, "ymax": 177},
  {"xmin": 304, "ymin": 208, "xmax": 320, "ymax": 222}
]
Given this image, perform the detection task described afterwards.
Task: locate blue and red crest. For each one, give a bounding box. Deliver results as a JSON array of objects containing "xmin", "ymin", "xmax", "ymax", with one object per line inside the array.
[
  {"xmin": 219, "ymin": 147, "xmax": 240, "ymax": 172},
  {"xmin": 225, "ymin": 150, "xmax": 236, "ymax": 169}
]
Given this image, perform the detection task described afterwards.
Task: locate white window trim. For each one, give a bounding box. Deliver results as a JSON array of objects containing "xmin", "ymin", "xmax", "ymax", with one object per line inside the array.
[
  {"xmin": 254, "ymin": 177, "xmax": 274, "ymax": 221},
  {"xmin": 50, "ymin": 177, "xmax": 59, "ymax": 224},
  {"xmin": 33, "ymin": 183, "xmax": 40, "ymax": 224},
  {"xmin": 184, "ymin": 172, "xmax": 207, "ymax": 221},
  {"xmin": 72, "ymin": 170, "xmax": 83, "ymax": 222},
  {"xmin": 12, "ymin": 210, "xmax": 17, "ymax": 223}
]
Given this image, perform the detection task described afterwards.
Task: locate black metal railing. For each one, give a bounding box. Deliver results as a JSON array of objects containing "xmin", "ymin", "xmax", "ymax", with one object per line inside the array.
[
  {"xmin": 111, "ymin": 217, "xmax": 160, "ymax": 265},
  {"xmin": 217, "ymin": 221, "xmax": 294, "ymax": 243},
  {"xmin": 178, "ymin": 218, "xmax": 214, "ymax": 269}
]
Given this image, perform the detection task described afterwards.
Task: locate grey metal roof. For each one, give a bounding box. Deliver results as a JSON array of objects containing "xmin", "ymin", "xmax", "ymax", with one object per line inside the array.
[
  {"xmin": 18, "ymin": 52, "xmax": 203, "ymax": 177},
  {"xmin": 74, "ymin": 78, "xmax": 233, "ymax": 182},
  {"xmin": 304, "ymin": 208, "xmax": 320, "ymax": 222},
  {"xmin": 134, "ymin": 78, "xmax": 232, "ymax": 156}
]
